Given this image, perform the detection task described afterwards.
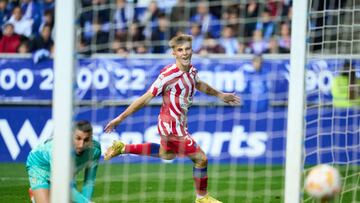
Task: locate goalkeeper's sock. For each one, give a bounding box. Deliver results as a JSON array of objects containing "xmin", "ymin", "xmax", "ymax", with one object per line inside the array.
[
  {"xmin": 193, "ymin": 167, "xmax": 208, "ymax": 196},
  {"xmin": 125, "ymin": 143, "xmax": 160, "ymax": 157}
]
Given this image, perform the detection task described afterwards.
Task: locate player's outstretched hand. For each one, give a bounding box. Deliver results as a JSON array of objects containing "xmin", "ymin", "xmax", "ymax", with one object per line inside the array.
[
  {"xmin": 104, "ymin": 119, "xmax": 119, "ymax": 133},
  {"xmin": 220, "ymin": 92, "xmax": 240, "ymax": 105}
]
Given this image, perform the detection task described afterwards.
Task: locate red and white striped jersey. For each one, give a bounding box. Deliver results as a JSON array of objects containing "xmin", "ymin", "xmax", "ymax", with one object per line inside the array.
[{"xmin": 149, "ymin": 64, "xmax": 199, "ymax": 135}]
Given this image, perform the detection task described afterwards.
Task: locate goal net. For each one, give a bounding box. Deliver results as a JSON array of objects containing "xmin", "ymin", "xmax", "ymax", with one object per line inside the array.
[
  {"xmin": 72, "ymin": 0, "xmax": 292, "ymax": 202},
  {"xmin": 303, "ymin": 0, "xmax": 360, "ymax": 202},
  {"xmin": 66, "ymin": 0, "xmax": 359, "ymax": 203},
  {"xmin": 74, "ymin": 55, "xmax": 290, "ymax": 203}
]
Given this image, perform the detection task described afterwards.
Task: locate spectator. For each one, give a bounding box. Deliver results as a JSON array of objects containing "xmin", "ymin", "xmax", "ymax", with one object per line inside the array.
[
  {"xmin": 79, "ymin": 0, "xmax": 111, "ymax": 42},
  {"xmin": 255, "ymin": 8, "xmax": 275, "ymax": 40},
  {"xmin": 135, "ymin": 42, "xmax": 148, "ymax": 54},
  {"xmin": 238, "ymin": 42, "xmax": 246, "ymax": 54},
  {"xmin": 264, "ymin": 36, "xmax": 280, "ymax": 54},
  {"xmin": 115, "ymin": 46, "xmax": 129, "ymax": 57},
  {"xmin": 285, "ymin": 4, "xmax": 292, "ymax": 23},
  {"xmin": 0, "ymin": 0, "xmax": 11, "ymax": 29},
  {"xmin": 277, "ymin": 22, "xmax": 290, "ymax": 53},
  {"xmin": 244, "ymin": 54, "xmax": 271, "ymax": 112},
  {"xmin": 156, "ymin": 0, "xmax": 177, "ymax": 14},
  {"xmin": 244, "ymin": 0, "xmax": 262, "ymax": 38},
  {"xmin": 208, "ymin": 0, "xmax": 222, "ymax": 19},
  {"xmin": 151, "ymin": 12, "xmax": 169, "ymax": 53},
  {"xmin": 7, "ymin": 6, "xmax": 33, "ymax": 37},
  {"xmin": 137, "ymin": 0, "xmax": 162, "ymax": 39},
  {"xmin": 265, "ymin": 0, "xmax": 283, "ymax": 18},
  {"xmin": 17, "ymin": 40, "xmax": 29, "ymax": 53},
  {"xmin": 78, "ymin": 5, "xmax": 93, "ymax": 42},
  {"xmin": 190, "ymin": 0, "xmax": 221, "ymax": 38},
  {"xmin": 29, "ymin": 23, "xmax": 53, "ymax": 52},
  {"xmin": 91, "ymin": 0, "xmax": 111, "ymax": 31},
  {"xmin": 189, "ymin": 23, "xmax": 204, "ymax": 53},
  {"xmin": 113, "ymin": 0, "xmax": 135, "ymax": 36},
  {"xmin": 41, "ymin": 0, "xmax": 55, "ymax": 13},
  {"xmin": 38, "ymin": 9, "xmax": 54, "ymax": 34},
  {"xmin": 197, "ymin": 32, "xmax": 225, "ymax": 55},
  {"xmin": 20, "ymin": 0, "xmax": 42, "ymax": 36},
  {"xmin": 218, "ymin": 25, "xmax": 239, "ymax": 55},
  {"xmin": 169, "ymin": 0, "xmax": 189, "ymax": 36},
  {"xmin": 89, "ymin": 18, "xmax": 110, "ymax": 54},
  {"xmin": 222, "ymin": 4, "xmax": 241, "ymax": 37},
  {"xmin": 0, "ymin": 22, "xmax": 20, "ymax": 53},
  {"xmin": 125, "ymin": 21, "xmax": 145, "ymax": 53},
  {"xmin": 0, "ymin": 0, "xmax": 296, "ymax": 56},
  {"xmin": 248, "ymin": 29, "xmax": 268, "ymax": 54},
  {"xmin": 77, "ymin": 39, "xmax": 91, "ymax": 56}
]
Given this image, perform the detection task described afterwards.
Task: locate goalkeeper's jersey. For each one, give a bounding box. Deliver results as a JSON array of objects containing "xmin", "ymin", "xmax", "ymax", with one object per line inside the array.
[
  {"xmin": 26, "ymin": 139, "xmax": 101, "ymax": 177},
  {"xmin": 26, "ymin": 139, "xmax": 101, "ymax": 202}
]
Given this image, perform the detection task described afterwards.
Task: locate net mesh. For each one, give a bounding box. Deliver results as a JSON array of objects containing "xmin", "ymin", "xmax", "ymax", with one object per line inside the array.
[
  {"xmin": 72, "ymin": 1, "xmax": 294, "ymax": 202},
  {"xmin": 71, "ymin": 0, "xmax": 360, "ymax": 202},
  {"xmin": 303, "ymin": 0, "xmax": 360, "ymax": 202},
  {"xmin": 72, "ymin": 56, "xmax": 289, "ymax": 202}
]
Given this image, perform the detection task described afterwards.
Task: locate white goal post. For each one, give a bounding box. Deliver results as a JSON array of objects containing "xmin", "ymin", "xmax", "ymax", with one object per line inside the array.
[
  {"xmin": 284, "ymin": 0, "xmax": 308, "ymax": 203},
  {"xmin": 51, "ymin": 0, "xmax": 76, "ymax": 202}
]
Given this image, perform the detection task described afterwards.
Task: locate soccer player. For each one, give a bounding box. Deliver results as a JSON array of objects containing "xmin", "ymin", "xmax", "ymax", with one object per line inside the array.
[
  {"xmin": 104, "ymin": 34, "xmax": 240, "ymax": 203},
  {"xmin": 331, "ymin": 60, "xmax": 360, "ymax": 108},
  {"xmin": 26, "ymin": 120, "xmax": 101, "ymax": 203}
]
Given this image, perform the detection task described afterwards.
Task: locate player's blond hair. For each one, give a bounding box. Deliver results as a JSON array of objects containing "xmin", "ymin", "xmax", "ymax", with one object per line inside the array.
[{"xmin": 168, "ymin": 34, "xmax": 193, "ymax": 49}]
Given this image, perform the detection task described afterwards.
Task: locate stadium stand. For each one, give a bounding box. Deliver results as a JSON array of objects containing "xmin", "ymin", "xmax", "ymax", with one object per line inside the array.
[{"xmin": 0, "ymin": 0, "xmax": 295, "ymax": 56}]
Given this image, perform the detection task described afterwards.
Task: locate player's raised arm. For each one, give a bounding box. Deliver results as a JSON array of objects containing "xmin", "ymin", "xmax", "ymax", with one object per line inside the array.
[
  {"xmin": 104, "ymin": 91, "xmax": 154, "ymax": 133},
  {"xmin": 196, "ymin": 79, "xmax": 240, "ymax": 105}
]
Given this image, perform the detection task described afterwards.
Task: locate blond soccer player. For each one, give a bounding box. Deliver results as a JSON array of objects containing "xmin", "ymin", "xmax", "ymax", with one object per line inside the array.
[{"xmin": 104, "ymin": 34, "xmax": 240, "ymax": 203}]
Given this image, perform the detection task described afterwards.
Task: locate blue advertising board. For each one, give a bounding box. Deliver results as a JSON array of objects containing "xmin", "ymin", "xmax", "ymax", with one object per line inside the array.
[
  {"xmin": 2, "ymin": 57, "xmax": 353, "ymax": 102},
  {"xmin": 0, "ymin": 106, "xmax": 358, "ymax": 164},
  {"xmin": 0, "ymin": 106, "xmax": 286, "ymax": 163},
  {"xmin": 0, "ymin": 57, "xmax": 359, "ymax": 164}
]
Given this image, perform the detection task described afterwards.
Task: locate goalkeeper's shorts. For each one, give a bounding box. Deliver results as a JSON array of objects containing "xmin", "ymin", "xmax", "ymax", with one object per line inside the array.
[{"xmin": 26, "ymin": 165, "xmax": 51, "ymax": 190}]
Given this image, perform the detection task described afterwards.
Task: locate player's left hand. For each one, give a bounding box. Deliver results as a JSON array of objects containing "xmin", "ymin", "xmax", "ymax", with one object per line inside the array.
[
  {"xmin": 104, "ymin": 119, "xmax": 119, "ymax": 133},
  {"xmin": 220, "ymin": 92, "xmax": 240, "ymax": 105}
]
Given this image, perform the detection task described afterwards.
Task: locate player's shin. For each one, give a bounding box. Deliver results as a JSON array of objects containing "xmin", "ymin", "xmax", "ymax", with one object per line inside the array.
[
  {"xmin": 125, "ymin": 143, "xmax": 160, "ymax": 157},
  {"xmin": 193, "ymin": 167, "xmax": 208, "ymax": 197}
]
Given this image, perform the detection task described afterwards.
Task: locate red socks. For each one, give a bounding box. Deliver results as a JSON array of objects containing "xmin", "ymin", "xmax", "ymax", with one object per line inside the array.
[
  {"xmin": 193, "ymin": 167, "xmax": 208, "ymax": 196},
  {"xmin": 125, "ymin": 143, "xmax": 160, "ymax": 157}
]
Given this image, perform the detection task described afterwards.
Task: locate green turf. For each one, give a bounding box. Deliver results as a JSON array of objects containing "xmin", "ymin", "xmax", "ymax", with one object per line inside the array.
[{"xmin": 0, "ymin": 163, "xmax": 358, "ymax": 203}]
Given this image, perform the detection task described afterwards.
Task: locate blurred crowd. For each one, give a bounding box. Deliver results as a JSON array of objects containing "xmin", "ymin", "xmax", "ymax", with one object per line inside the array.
[
  {"xmin": 0, "ymin": 0, "xmax": 294, "ymax": 56},
  {"xmin": 0, "ymin": 0, "xmax": 54, "ymax": 56}
]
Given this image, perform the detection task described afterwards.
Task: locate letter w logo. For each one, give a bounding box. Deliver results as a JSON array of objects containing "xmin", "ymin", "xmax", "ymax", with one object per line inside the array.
[{"xmin": 0, "ymin": 119, "xmax": 53, "ymax": 160}]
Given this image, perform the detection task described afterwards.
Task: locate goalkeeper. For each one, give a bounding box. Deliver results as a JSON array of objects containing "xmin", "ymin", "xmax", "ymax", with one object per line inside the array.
[
  {"xmin": 104, "ymin": 34, "xmax": 240, "ymax": 203},
  {"xmin": 26, "ymin": 120, "xmax": 101, "ymax": 203}
]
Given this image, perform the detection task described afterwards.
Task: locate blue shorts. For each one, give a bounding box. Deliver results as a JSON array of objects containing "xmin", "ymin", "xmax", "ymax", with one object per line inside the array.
[{"xmin": 26, "ymin": 165, "xmax": 51, "ymax": 190}]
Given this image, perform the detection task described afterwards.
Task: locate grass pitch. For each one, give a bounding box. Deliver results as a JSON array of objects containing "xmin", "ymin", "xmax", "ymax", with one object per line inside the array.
[{"xmin": 0, "ymin": 163, "xmax": 358, "ymax": 203}]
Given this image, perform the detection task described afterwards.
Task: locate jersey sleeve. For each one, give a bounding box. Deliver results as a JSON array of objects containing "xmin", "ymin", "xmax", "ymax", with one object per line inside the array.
[
  {"xmin": 80, "ymin": 163, "xmax": 98, "ymax": 200},
  {"xmin": 149, "ymin": 73, "xmax": 166, "ymax": 97},
  {"xmin": 192, "ymin": 67, "xmax": 200, "ymax": 83},
  {"xmin": 81, "ymin": 141, "xmax": 101, "ymax": 200},
  {"xmin": 71, "ymin": 183, "xmax": 91, "ymax": 203},
  {"xmin": 72, "ymin": 141, "xmax": 101, "ymax": 203}
]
